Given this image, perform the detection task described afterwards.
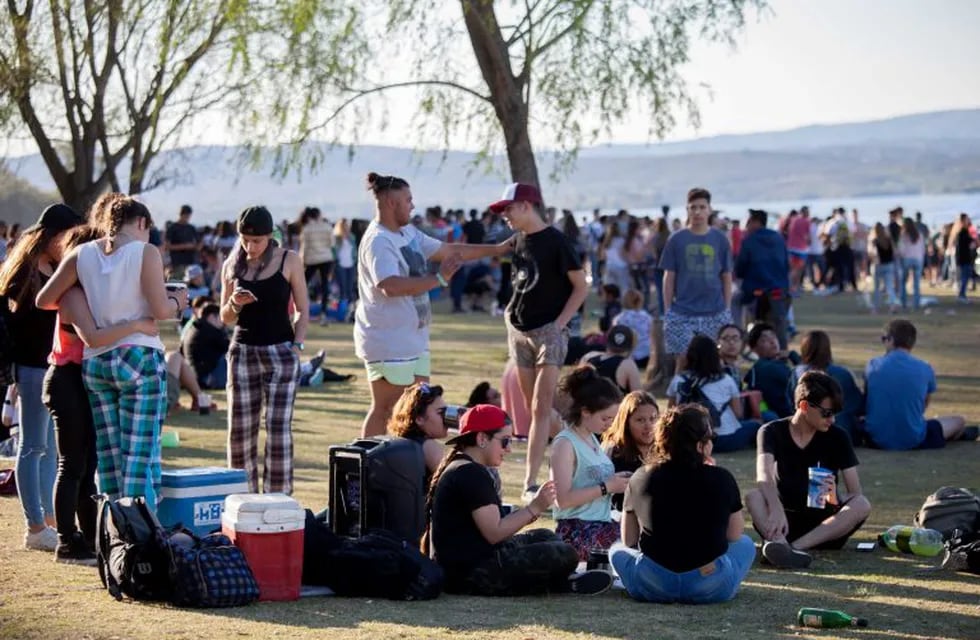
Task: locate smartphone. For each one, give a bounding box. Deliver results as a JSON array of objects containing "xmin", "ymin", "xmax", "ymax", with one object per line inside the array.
[
  {"xmin": 856, "ymin": 542, "xmax": 876, "ymax": 552},
  {"xmin": 234, "ymin": 288, "xmax": 258, "ymax": 302}
]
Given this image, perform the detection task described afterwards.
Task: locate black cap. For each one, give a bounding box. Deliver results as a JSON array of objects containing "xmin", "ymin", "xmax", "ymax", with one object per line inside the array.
[
  {"xmin": 25, "ymin": 203, "xmax": 83, "ymax": 234},
  {"xmin": 607, "ymin": 325, "xmax": 635, "ymax": 354},
  {"xmin": 237, "ymin": 206, "xmax": 274, "ymax": 236}
]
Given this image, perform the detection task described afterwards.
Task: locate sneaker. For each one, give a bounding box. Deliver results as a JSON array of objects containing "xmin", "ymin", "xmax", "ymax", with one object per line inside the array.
[
  {"xmin": 24, "ymin": 526, "xmax": 58, "ymax": 552},
  {"xmin": 761, "ymin": 541, "xmax": 812, "ymax": 569},
  {"xmin": 959, "ymin": 426, "xmax": 979, "ymax": 441},
  {"xmin": 521, "ymin": 485, "xmax": 540, "ymax": 505},
  {"xmin": 309, "ymin": 349, "xmax": 326, "ymax": 372},
  {"xmin": 55, "ymin": 533, "xmax": 98, "ymax": 566},
  {"xmin": 308, "ymin": 368, "xmax": 325, "ymax": 386},
  {"xmin": 567, "ymin": 570, "xmax": 613, "ymax": 595}
]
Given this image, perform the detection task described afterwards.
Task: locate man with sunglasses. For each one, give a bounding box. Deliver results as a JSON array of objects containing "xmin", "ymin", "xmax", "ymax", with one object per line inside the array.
[
  {"xmin": 863, "ymin": 319, "xmax": 968, "ymax": 449},
  {"xmin": 745, "ymin": 371, "xmax": 871, "ymax": 569}
]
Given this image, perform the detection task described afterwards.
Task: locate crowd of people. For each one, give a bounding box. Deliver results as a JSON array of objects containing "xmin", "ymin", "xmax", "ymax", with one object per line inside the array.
[{"xmin": 0, "ymin": 176, "xmax": 975, "ymax": 607}]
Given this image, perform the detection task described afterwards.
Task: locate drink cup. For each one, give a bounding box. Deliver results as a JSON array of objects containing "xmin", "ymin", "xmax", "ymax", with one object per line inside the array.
[
  {"xmin": 586, "ymin": 548, "xmax": 610, "ymax": 572},
  {"xmin": 197, "ymin": 393, "xmax": 211, "ymax": 416},
  {"xmin": 161, "ymin": 430, "xmax": 180, "ymax": 448},
  {"xmin": 807, "ymin": 467, "xmax": 833, "ymax": 509},
  {"xmin": 165, "ymin": 281, "xmax": 188, "ymax": 294}
]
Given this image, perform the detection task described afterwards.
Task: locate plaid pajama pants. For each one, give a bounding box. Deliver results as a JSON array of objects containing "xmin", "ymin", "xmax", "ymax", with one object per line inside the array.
[
  {"xmin": 83, "ymin": 346, "xmax": 167, "ymax": 508},
  {"xmin": 227, "ymin": 341, "xmax": 300, "ymax": 494}
]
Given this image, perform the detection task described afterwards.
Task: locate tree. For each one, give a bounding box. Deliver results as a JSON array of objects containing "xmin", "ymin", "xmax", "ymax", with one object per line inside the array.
[
  {"xmin": 294, "ymin": 0, "xmax": 765, "ymax": 189},
  {"xmin": 0, "ymin": 0, "xmax": 363, "ymax": 213}
]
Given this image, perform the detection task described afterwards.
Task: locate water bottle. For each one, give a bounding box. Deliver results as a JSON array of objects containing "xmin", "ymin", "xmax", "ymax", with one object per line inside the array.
[
  {"xmin": 797, "ymin": 608, "xmax": 868, "ymax": 628},
  {"xmin": 879, "ymin": 525, "xmax": 944, "ymax": 557}
]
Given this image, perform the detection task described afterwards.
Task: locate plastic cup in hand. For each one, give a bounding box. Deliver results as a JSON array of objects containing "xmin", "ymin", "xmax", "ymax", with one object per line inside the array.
[
  {"xmin": 161, "ymin": 430, "xmax": 180, "ymax": 448},
  {"xmin": 197, "ymin": 393, "xmax": 211, "ymax": 416},
  {"xmin": 807, "ymin": 467, "xmax": 833, "ymax": 508}
]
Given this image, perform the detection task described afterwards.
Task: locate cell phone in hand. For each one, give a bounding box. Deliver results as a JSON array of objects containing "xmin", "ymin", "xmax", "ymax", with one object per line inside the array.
[{"xmin": 235, "ymin": 288, "xmax": 258, "ymax": 302}]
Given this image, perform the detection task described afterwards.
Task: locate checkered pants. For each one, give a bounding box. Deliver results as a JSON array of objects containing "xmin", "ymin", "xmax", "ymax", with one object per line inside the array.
[
  {"xmin": 226, "ymin": 342, "xmax": 299, "ymax": 494},
  {"xmin": 83, "ymin": 347, "xmax": 167, "ymax": 507}
]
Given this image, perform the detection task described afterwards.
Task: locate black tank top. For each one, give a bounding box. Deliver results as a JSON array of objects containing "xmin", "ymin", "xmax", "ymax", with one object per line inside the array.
[
  {"xmin": 232, "ymin": 251, "xmax": 295, "ymax": 346},
  {"xmin": 587, "ymin": 353, "xmax": 628, "ymax": 393}
]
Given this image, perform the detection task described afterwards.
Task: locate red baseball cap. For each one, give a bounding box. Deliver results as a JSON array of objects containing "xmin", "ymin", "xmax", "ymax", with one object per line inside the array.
[
  {"xmin": 488, "ymin": 183, "xmax": 543, "ymax": 213},
  {"xmin": 445, "ymin": 405, "xmax": 511, "ymax": 445}
]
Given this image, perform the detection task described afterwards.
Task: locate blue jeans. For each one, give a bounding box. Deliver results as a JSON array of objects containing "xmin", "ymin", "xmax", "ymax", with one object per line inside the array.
[
  {"xmin": 15, "ymin": 365, "xmax": 57, "ymax": 527},
  {"xmin": 611, "ymin": 535, "xmax": 756, "ymax": 604},
  {"xmin": 201, "ymin": 358, "xmax": 228, "ymax": 390},
  {"xmin": 335, "ymin": 265, "xmax": 355, "ymax": 303},
  {"xmin": 900, "ymin": 258, "xmax": 922, "ymax": 309},
  {"xmin": 872, "ymin": 262, "xmax": 899, "ymax": 309},
  {"xmin": 713, "ymin": 420, "xmax": 761, "ymax": 453},
  {"xmin": 959, "ymin": 265, "xmax": 972, "ymax": 299}
]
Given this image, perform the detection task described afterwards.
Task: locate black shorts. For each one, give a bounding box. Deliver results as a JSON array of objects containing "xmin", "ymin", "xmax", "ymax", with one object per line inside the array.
[{"xmin": 785, "ymin": 498, "xmax": 865, "ymax": 550}]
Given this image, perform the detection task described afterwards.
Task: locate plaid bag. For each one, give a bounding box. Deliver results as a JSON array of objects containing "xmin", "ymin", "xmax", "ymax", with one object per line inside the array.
[{"xmin": 166, "ymin": 531, "xmax": 259, "ymax": 608}]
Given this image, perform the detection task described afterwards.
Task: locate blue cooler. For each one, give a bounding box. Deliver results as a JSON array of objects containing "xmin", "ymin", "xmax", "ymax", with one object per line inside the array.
[{"xmin": 158, "ymin": 467, "xmax": 249, "ymax": 536}]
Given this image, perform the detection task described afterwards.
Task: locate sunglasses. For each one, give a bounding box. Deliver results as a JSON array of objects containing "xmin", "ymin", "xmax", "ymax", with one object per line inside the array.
[
  {"xmin": 493, "ymin": 436, "xmax": 512, "ymax": 449},
  {"xmin": 811, "ymin": 404, "xmax": 836, "ymax": 419},
  {"xmin": 880, "ymin": 335, "xmax": 892, "ymax": 343}
]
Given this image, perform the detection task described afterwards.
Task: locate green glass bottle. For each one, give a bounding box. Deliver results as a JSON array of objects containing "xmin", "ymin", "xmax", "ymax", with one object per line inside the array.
[{"xmin": 797, "ymin": 608, "xmax": 868, "ymax": 628}]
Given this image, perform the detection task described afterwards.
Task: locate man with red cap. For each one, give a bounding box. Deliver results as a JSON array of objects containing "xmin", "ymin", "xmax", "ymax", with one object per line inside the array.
[{"xmin": 488, "ymin": 183, "xmax": 587, "ymax": 503}]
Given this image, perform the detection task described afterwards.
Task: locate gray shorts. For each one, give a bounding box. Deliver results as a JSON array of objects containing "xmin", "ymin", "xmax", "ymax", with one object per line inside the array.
[
  {"xmin": 663, "ymin": 308, "xmax": 733, "ymax": 355},
  {"xmin": 507, "ymin": 320, "xmax": 568, "ymax": 369}
]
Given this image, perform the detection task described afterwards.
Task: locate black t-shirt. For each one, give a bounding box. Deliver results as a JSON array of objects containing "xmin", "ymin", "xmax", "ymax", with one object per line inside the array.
[
  {"xmin": 166, "ymin": 222, "xmax": 199, "ymax": 266},
  {"xmin": 6, "ymin": 273, "xmax": 56, "ymax": 368},
  {"xmin": 180, "ymin": 318, "xmax": 229, "ymax": 382},
  {"xmin": 759, "ymin": 418, "xmax": 859, "ymax": 512},
  {"xmin": 955, "ymin": 228, "xmax": 975, "ymax": 266},
  {"xmin": 430, "ymin": 454, "xmax": 501, "ymax": 586},
  {"xmin": 462, "ymin": 220, "xmax": 485, "ymax": 245},
  {"xmin": 608, "ymin": 445, "xmax": 644, "ymax": 511},
  {"xmin": 507, "ymin": 226, "xmax": 582, "ymax": 331},
  {"xmin": 586, "ymin": 353, "xmax": 628, "ymax": 393},
  {"xmin": 625, "ymin": 461, "xmax": 743, "ymax": 573}
]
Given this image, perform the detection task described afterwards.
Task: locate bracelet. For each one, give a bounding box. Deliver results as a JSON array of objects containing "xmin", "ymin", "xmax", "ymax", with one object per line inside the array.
[
  {"xmin": 599, "ymin": 481, "xmax": 608, "ymax": 497},
  {"xmin": 435, "ymin": 272, "xmax": 448, "ymax": 287},
  {"xmin": 228, "ymin": 300, "xmax": 242, "ymax": 315},
  {"xmin": 526, "ymin": 506, "xmax": 540, "ymax": 520}
]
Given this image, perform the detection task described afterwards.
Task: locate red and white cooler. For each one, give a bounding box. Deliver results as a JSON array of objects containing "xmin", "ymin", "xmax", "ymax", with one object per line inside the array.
[{"xmin": 221, "ymin": 493, "xmax": 305, "ymax": 601}]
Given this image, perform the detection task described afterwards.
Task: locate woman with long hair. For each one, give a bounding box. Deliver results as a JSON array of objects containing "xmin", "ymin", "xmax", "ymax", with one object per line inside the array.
[
  {"xmin": 333, "ymin": 218, "xmax": 357, "ymax": 305},
  {"xmin": 37, "ymin": 194, "xmax": 188, "ymax": 511},
  {"xmin": 550, "ymin": 365, "xmax": 628, "ymax": 560},
  {"xmin": 298, "ymin": 207, "xmax": 335, "ymax": 324},
  {"xmin": 43, "ymin": 225, "xmax": 159, "ymax": 563},
  {"xmin": 786, "ymin": 331, "xmax": 864, "ymax": 439},
  {"xmin": 667, "ymin": 334, "xmax": 758, "ymax": 453},
  {"xmin": 611, "ymin": 404, "xmax": 754, "ymax": 604},
  {"xmin": 868, "ymin": 222, "xmax": 899, "ymax": 313},
  {"xmin": 219, "ymin": 206, "xmax": 309, "ymax": 494},
  {"xmin": 425, "ymin": 404, "xmax": 612, "ymax": 596},
  {"xmin": 355, "ymin": 172, "xmax": 510, "ymax": 437},
  {"xmin": 387, "ymin": 382, "xmax": 448, "ymax": 481},
  {"xmin": 0, "ymin": 204, "xmax": 83, "ymax": 551},
  {"xmin": 602, "ymin": 391, "xmax": 659, "ymax": 511},
  {"xmin": 898, "ymin": 217, "xmax": 925, "ymax": 310}
]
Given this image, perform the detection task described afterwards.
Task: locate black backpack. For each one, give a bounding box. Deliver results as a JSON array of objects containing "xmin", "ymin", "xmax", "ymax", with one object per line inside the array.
[
  {"xmin": 942, "ymin": 530, "xmax": 980, "ymax": 575},
  {"xmin": 677, "ymin": 375, "xmax": 724, "ymax": 428},
  {"xmin": 913, "ymin": 487, "xmax": 980, "ymax": 540},
  {"xmin": 303, "ymin": 514, "xmax": 442, "ymax": 601},
  {"xmin": 96, "ymin": 495, "xmax": 173, "ymax": 601}
]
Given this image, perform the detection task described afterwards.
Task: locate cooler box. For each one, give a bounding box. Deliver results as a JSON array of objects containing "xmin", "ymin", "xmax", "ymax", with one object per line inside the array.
[
  {"xmin": 222, "ymin": 493, "xmax": 305, "ymax": 601},
  {"xmin": 158, "ymin": 467, "xmax": 249, "ymax": 536}
]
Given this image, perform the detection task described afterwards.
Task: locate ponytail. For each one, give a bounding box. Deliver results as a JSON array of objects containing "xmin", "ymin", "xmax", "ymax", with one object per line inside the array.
[{"xmin": 420, "ymin": 444, "xmax": 468, "ymax": 556}]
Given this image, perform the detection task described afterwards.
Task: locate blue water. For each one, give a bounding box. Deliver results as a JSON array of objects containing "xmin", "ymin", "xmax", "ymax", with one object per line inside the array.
[{"xmin": 576, "ymin": 192, "xmax": 980, "ymax": 232}]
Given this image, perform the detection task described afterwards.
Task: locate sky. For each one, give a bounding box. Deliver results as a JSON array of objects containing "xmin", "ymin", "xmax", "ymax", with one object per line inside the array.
[
  {"xmin": 349, "ymin": 0, "xmax": 980, "ymax": 149},
  {"xmin": 3, "ymin": 0, "xmax": 980, "ymax": 156}
]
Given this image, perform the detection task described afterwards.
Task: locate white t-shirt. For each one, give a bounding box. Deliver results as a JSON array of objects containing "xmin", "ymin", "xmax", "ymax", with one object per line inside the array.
[
  {"xmin": 353, "ymin": 220, "xmax": 441, "ymax": 362},
  {"xmin": 666, "ymin": 373, "xmax": 741, "ymax": 436}
]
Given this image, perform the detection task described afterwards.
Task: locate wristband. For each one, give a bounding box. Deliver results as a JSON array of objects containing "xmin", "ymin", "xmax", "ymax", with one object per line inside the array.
[
  {"xmin": 599, "ymin": 481, "xmax": 608, "ymax": 497},
  {"xmin": 435, "ymin": 272, "xmax": 448, "ymax": 287},
  {"xmin": 228, "ymin": 301, "xmax": 242, "ymax": 315},
  {"xmin": 526, "ymin": 506, "xmax": 540, "ymax": 520}
]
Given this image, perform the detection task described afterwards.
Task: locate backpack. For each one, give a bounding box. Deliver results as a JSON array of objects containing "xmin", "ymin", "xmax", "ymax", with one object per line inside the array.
[
  {"xmin": 942, "ymin": 530, "xmax": 980, "ymax": 575},
  {"xmin": 677, "ymin": 376, "xmax": 724, "ymax": 428},
  {"xmin": 96, "ymin": 495, "xmax": 173, "ymax": 601},
  {"xmin": 305, "ymin": 524, "xmax": 443, "ymax": 600},
  {"xmin": 913, "ymin": 487, "xmax": 980, "ymax": 540}
]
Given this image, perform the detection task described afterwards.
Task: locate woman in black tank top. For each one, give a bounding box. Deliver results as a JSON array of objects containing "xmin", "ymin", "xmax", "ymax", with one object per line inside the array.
[{"xmin": 220, "ymin": 206, "xmax": 310, "ymax": 495}]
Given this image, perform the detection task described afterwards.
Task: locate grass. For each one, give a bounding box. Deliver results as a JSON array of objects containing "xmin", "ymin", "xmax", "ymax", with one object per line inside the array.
[{"xmin": 1, "ymin": 283, "xmax": 979, "ymax": 640}]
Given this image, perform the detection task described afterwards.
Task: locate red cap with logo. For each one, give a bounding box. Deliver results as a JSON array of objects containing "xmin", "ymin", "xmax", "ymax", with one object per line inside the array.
[
  {"xmin": 488, "ymin": 183, "xmax": 543, "ymax": 213},
  {"xmin": 445, "ymin": 404, "xmax": 511, "ymax": 445}
]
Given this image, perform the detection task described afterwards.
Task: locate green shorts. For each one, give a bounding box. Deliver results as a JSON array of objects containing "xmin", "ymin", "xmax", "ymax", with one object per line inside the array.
[{"xmin": 365, "ymin": 352, "xmax": 431, "ymax": 386}]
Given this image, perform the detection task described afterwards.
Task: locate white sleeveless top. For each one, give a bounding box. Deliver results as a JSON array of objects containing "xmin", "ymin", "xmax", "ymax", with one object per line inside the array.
[{"xmin": 76, "ymin": 240, "xmax": 165, "ymax": 358}]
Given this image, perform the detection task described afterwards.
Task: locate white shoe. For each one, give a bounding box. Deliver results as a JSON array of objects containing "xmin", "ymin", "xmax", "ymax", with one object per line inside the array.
[{"xmin": 25, "ymin": 526, "xmax": 58, "ymax": 551}]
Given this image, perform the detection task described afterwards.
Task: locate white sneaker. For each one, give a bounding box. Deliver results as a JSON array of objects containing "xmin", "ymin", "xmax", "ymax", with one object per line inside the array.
[{"xmin": 25, "ymin": 526, "xmax": 58, "ymax": 551}]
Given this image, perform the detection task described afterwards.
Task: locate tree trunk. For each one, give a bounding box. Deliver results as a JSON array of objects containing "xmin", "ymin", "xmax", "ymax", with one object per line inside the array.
[{"xmin": 460, "ymin": 0, "xmax": 541, "ymax": 191}]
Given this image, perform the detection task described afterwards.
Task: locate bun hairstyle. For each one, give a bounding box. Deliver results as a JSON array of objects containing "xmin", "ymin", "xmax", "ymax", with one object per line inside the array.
[
  {"xmin": 652, "ymin": 404, "xmax": 713, "ymax": 469},
  {"xmin": 366, "ymin": 172, "xmax": 409, "ymax": 197},
  {"xmin": 90, "ymin": 193, "xmax": 152, "ymax": 249},
  {"xmin": 558, "ymin": 364, "xmax": 623, "ymax": 426}
]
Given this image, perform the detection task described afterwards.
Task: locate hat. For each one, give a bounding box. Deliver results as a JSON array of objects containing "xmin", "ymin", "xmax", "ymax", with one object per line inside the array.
[
  {"xmin": 607, "ymin": 325, "xmax": 635, "ymax": 353},
  {"xmin": 26, "ymin": 203, "xmax": 83, "ymax": 234},
  {"xmin": 445, "ymin": 404, "xmax": 511, "ymax": 445},
  {"xmin": 184, "ymin": 264, "xmax": 204, "ymax": 282},
  {"xmin": 488, "ymin": 183, "xmax": 542, "ymax": 213},
  {"xmin": 238, "ymin": 206, "xmax": 274, "ymax": 236}
]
